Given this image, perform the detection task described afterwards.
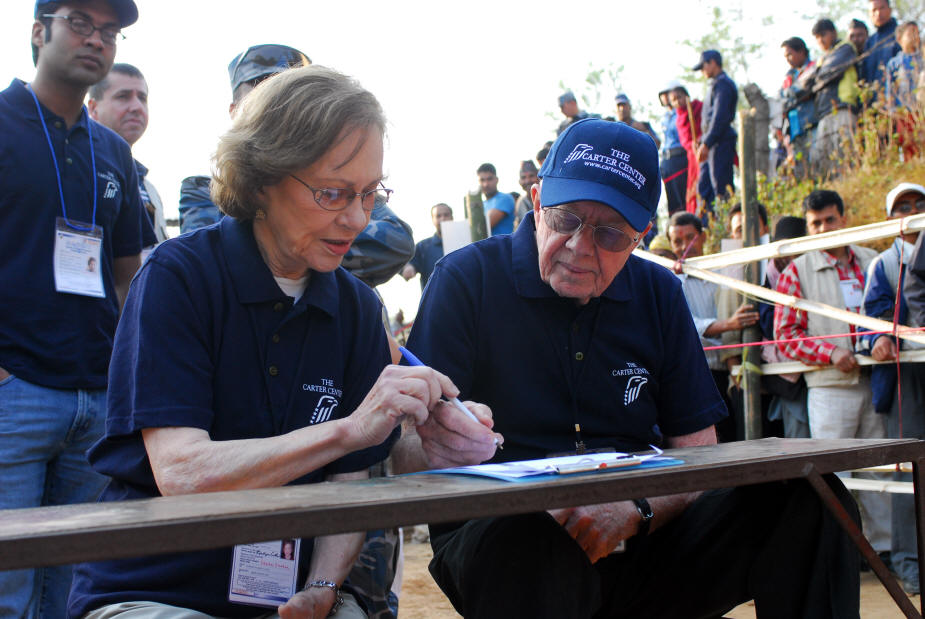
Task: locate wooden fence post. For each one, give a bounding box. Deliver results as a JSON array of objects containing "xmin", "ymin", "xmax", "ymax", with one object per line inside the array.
[
  {"xmin": 466, "ymin": 191, "xmax": 488, "ymax": 242},
  {"xmin": 738, "ymin": 109, "xmax": 763, "ymax": 440}
]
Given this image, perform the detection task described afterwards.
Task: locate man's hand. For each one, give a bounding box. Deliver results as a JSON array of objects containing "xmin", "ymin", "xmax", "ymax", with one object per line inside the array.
[
  {"xmin": 871, "ymin": 337, "xmax": 898, "ymax": 362},
  {"xmin": 416, "ymin": 400, "xmax": 500, "ymax": 468},
  {"xmin": 548, "ymin": 501, "xmax": 639, "ymax": 564},
  {"xmin": 725, "ymin": 303, "xmax": 760, "ymax": 331},
  {"xmin": 696, "ymin": 142, "xmax": 709, "ymax": 163},
  {"xmin": 400, "ymin": 264, "xmax": 417, "ymax": 281},
  {"xmin": 830, "ymin": 347, "xmax": 859, "ymax": 373},
  {"xmin": 345, "ymin": 365, "xmax": 457, "ymax": 450},
  {"xmin": 278, "ymin": 586, "xmax": 336, "ymax": 619}
]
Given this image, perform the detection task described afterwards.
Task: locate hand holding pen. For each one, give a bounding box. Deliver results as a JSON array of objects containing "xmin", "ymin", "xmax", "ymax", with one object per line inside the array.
[{"xmin": 399, "ymin": 347, "xmax": 503, "ymax": 451}]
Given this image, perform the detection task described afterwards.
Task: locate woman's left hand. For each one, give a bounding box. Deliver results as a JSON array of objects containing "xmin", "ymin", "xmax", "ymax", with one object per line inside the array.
[{"xmin": 278, "ymin": 585, "xmax": 335, "ymax": 619}]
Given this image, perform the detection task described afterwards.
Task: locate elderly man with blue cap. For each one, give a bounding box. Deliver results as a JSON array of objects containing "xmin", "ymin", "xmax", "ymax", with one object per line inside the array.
[
  {"xmin": 0, "ymin": 1, "xmax": 146, "ymax": 616},
  {"xmin": 407, "ymin": 118, "xmax": 861, "ymax": 618}
]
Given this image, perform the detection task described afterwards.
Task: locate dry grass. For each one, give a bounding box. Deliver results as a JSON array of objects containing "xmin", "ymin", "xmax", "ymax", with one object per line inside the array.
[{"xmin": 701, "ymin": 98, "xmax": 925, "ymax": 255}]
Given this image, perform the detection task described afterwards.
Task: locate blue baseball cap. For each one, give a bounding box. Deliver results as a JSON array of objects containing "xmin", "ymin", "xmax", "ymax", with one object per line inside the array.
[
  {"xmin": 614, "ymin": 93, "xmax": 631, "ymax": 105},
  {"xmin": 693, "ymin": 49, "xmax": 722, "ymax": 71},
  {"xmin": 558, "ymin": 91, "xmax": 576, "ymax": 106},
  {"xmin": 35, "ymin": 0, "xmax": 138, "ymax": 27},
  {"xmin": 538, "ymin": 118, "xmax": 661, "ymax": 232},
  {"xmin": 228, "ymin": 44, "xmax": 312, "ymax": 94}
]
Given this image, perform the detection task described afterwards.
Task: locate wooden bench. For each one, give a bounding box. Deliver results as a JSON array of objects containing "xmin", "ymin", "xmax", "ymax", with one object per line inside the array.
[{"xmin": 1, "ymin": 438, "xmax": 923, "ymax": 617}]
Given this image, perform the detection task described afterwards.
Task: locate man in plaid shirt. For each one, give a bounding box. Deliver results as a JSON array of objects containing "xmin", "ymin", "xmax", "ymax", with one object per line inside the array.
[{"xmin": 773, "ymin": 189, "xmax": 890, "ymax": 555}]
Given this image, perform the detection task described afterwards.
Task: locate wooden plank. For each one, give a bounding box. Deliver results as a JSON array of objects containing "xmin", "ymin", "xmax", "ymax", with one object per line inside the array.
[
  {"xmin": 0, "ymin": 438, "xmax": 921, "ymax": 570},
  {"xmin": 636, "ymin": 250, "xmax": 925, "ymax": 347},
  {"xmin": 841, "ymin": 478, "xmax": 914, "ymax": 494},
  {"xmin": 680, "ymin": 214, "xmax": 925, "ymax": 271},
  {"xmin": 730, "ymin": 349, "xmax": 925, "ymax": 377}
]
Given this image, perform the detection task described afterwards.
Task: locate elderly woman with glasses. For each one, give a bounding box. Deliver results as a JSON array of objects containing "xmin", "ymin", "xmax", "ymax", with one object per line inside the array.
[{"xmin": 67, "ymin": 66, "xmax": 500, "ymax": 619}]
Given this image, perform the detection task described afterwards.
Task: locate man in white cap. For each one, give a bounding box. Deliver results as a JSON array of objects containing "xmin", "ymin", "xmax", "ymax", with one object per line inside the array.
[{"xmin": 860, "ymin": 181, "xmax": 925, "ymax": 595}]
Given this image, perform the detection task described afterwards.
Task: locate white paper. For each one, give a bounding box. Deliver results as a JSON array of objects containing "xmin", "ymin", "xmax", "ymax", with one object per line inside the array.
[
  {"xmin": 228, "ymin": 539, "xmax": 300, "ymax": 608},
  {"xmin": 840, "ymin": 278, "xmax": 863, "ymax": 310},
  {"xmin": 441, "ymin": 220, "xmax": 472, "ymax": 256},
  {"xmin": 433, "ymin": 446, "xmax": 664, "ymax": 480}
]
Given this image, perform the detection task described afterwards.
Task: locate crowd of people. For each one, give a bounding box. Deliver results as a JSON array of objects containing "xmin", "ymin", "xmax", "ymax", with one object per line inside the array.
[
  {"xmin": 1, "ymin": 0, "xmax": 924, "ymax": 617},
  {"xmin": 551, "ymin": 0, "xmax": 923, "ymax": 218}
]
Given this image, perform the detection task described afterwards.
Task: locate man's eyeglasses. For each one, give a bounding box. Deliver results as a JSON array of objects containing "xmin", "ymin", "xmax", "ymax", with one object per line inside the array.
[
  {"xmin": 43, "ymin": 14, "xmax": 124, "ymax": 46},
  {"xmin": 289, "ymin": 175, "xmax": 392, "ymax": 212},
  {"xmin": 892, "ymin": 200, "xmax": 925, "ymax": 216},
  {"xmin": 542, "ymin": 207, "xmax": 639, "ymax": 252}
]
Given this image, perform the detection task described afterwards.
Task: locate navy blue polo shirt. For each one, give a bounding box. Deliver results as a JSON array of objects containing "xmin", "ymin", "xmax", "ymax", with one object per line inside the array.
[
  {"xmin": 406, "ymin": 212, "xmax": 726, "ymax": 465},
  {"xmin": 68, "ymin": 216, "xmax": 396, "ymax": 618},
  {"xmin": 0, "ymin": 79, "xmax": 145, "ymax": 389},
  {"xmin": 409, "ymin": 234, "xmax": 444, "ymax": 290}
]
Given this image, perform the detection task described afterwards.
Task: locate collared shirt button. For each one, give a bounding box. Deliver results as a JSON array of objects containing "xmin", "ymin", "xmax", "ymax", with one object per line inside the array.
[
  {"xmin": 575, "ymin": 352, "xmax": 584, "ymax": 361},
  {"xmin": 273, "ymin": 302, "xmax": 284, "ymax": 312},
  {"xmin": 271, "ymin": 333, "xmax": 280, "ymax": 343},
  {"xmin": 268, "ymin": 365, "xmax": 279, "ymax": 376},
  {"xmin": 54, "ymin": 121, "xmax": 63, "ymax": 129},
  {"xmin": 66, "ymin": 157, "xmax": 73, "ymax": 165}
]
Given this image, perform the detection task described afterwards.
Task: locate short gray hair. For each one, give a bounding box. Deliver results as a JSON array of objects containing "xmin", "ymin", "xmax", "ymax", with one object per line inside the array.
[{"xmin": 211, "ymin": 65, "xmax": 385, "ymax": 220}]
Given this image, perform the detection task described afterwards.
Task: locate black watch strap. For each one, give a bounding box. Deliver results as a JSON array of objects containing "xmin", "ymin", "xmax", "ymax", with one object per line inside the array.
[{"xmin": 633, "ymin": 498, "xmax": 654, "ymax": 537}]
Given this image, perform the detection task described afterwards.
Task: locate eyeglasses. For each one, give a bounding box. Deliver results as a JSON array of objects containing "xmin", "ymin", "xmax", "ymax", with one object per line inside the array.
[
  {"xmin": 892, "ymin": 200, "xmax": 925, "ymax": 215},
  {"xmin": 542, "ymin": 207, "xmax": 639, "ymax": 252},
  {"xmin": 43, "ymin": 14, "xmax": 124, "ymax": 46},
  {"xmin": 289, "ymin": 175, "xmax": 392, "ymax": 212}
]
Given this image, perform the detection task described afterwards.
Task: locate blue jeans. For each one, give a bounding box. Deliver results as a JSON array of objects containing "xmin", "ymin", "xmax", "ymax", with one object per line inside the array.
[{"xmin": 0, "ymin": 373, "xmax": 108, "ymax": 618}]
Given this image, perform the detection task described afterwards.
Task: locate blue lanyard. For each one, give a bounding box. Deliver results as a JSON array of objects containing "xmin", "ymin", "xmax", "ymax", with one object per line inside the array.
[{"xmin": 27, "ymin": 84, "xmax": 98, "ymax": 231}]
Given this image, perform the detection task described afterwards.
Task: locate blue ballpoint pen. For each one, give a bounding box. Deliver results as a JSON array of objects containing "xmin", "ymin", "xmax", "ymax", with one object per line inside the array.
[{"xmin": 398, "ymin": 346, "xmax": 501, "ymax": 447}]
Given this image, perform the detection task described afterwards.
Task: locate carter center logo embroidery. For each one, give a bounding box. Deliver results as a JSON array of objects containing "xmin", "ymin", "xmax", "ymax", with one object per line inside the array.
[
  {"xmin": 562, "ymin": 143, "xmax": 647, "ymax": 190},
  {"xmin": 98, "ymin": 171, "xmax": 121, "ymax": 199},
  {"xmin": 624, "ymin": 376, "xmax": 648, "ymax": 406},
  {"xmin": 311, "ymin": 395, "xmax": 339, "ymax": 424},
  {"xmin": 612, "ymin": 362, "xmax": 651, "ymax": 405}
]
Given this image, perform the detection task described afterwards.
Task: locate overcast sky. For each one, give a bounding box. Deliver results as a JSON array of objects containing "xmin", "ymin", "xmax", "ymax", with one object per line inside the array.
[{"xmin": 1, "ymin": 0, "xmax": 858, "ymax": 317}]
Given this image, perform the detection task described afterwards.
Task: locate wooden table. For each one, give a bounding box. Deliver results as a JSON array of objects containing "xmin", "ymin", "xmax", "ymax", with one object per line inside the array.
[{"xmin": 1, "ymin": 438, "xmax": 924, "ymax": 616}]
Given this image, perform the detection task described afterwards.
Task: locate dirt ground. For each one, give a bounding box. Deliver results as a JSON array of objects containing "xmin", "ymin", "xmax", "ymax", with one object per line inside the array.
[{"xmin": 396, "ymin": 538, "xmax": 917, "ymax": 618}]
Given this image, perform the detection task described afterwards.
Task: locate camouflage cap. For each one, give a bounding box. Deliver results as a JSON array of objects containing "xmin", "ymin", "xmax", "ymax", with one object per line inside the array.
[{"xmin": 228, "ymin": 44, "xmax": 311, "ymax": 94}]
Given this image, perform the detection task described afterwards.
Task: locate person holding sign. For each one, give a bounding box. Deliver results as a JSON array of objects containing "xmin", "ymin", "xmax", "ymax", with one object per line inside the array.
[
  {"xmin": 67, "ymin": 66, "xmax": 500, "ymax": 619},
  {"xmin": 0, "ymin": 1, "xmax": 147, "ymax": 616}
]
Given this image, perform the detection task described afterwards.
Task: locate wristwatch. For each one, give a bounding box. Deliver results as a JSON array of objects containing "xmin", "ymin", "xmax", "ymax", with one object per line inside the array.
[
  {"xmin": 306, "ymin": 579, "xmax": 344, "ymax": 616},
  {"xmin": 632, "ymin": 498, "xmax": 654, "ymax": 537}
]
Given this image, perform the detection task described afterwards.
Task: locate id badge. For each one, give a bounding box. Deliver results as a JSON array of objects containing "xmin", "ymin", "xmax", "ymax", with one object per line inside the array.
[
  {"xmin": 839, "ymin": 278, "xmax": 863, "ymax": 310},
  {"xmin": 53, "ymin": 217, "xmax": 105, "ymax": 298},
  {"xmin": 228, "ymin": 539, "xmax": 300, "ymax": 608}
]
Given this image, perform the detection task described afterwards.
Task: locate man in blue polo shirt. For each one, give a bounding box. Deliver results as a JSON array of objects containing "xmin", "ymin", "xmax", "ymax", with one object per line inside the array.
[
  {"xmin": 407, "ymin": 119, "xmax": 860, "ymax": 618},
  {"xmin": 0, "ymin": 0, "xmax": 145, "ymax": 616},
  {"xmin": 477, "ymin": 162, "xmax": 515, "ymax": 235}
]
